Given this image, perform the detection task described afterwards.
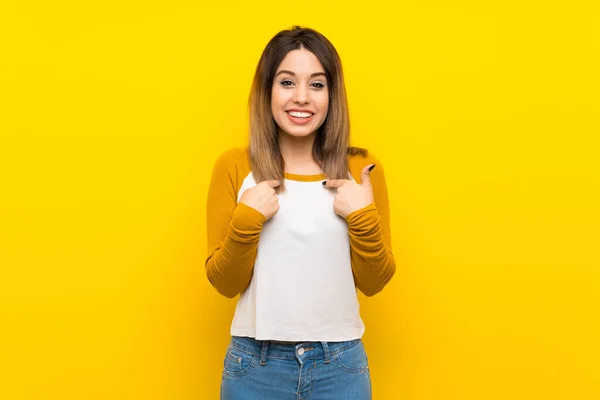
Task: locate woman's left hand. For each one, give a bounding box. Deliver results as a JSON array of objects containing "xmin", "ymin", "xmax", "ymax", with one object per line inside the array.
[{"xmin": 323, "ymin": 164, "xmax": 375, "ymax": 218}]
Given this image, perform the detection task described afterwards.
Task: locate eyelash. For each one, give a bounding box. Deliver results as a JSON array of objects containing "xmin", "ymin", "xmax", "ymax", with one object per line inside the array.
[{"xmin": 279, "ymin": 79, "xmax": 326, "ymax": 89}]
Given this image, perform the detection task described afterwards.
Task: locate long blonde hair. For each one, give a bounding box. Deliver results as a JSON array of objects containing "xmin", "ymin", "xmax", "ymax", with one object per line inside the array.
[{"xmin": 248, "ymin": 26, "xmax": 366, "ymax": 191}]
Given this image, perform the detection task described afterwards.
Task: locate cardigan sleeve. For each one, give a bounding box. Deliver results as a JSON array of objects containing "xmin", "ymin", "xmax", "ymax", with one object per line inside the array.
[
  {"xmin": 205, "ymin": 149, "xmax": 265, "ymax": 298},
  {"xmin": 346, "ymin": 154, "xmax": 396, "ymax": 296}
]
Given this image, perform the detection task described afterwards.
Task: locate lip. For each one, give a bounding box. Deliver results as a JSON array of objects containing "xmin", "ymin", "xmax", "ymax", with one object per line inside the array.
[
  {"xmin": 286, "ymin": 108, "xmax": 315, "ymax": 113},
  {"xmin": 286, "ymin": 110, "xmax": 314, "ymax": 125}
]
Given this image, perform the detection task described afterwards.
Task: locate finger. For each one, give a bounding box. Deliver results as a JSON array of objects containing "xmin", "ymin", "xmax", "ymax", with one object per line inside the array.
[
  {"xmin": 360, "ymin": 164, "xmax": 376, "ymax": 188},
  {"xmin": 322, "ymin": 179, "xmax": 350, "ymax": 188},
  {"xmin": 263, "ymin": 180, "xmax": 281, "ymax": 188}
]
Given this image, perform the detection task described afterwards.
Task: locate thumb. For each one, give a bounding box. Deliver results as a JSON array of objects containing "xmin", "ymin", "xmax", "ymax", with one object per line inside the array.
[{"xmin": 361, "ymin": 164, "xmax": 376, "ymax": 187}]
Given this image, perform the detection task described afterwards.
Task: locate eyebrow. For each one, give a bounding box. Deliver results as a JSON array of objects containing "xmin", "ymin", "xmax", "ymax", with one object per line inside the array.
[{"xmin": 275, "ymin": 70, "xmax": 327, "ymax": 78}]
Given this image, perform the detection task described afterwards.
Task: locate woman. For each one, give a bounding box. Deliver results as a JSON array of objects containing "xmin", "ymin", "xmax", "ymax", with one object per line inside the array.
[{"xmin": 206, "ymin": 26, "xmax": 396, "ymax": 400}]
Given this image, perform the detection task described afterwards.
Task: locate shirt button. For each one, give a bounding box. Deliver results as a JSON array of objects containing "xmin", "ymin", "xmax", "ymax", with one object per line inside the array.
[{"xmin": 297, "ymin": 348, "xmax": 305, "ymax": 356}]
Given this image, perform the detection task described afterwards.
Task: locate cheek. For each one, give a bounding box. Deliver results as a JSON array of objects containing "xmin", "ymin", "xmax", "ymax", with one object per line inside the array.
[
  {"xmin": 270, "ymin": 89, "xmax": 278, "ymax": 113},
  {"xmin": 318, "ymin": 94, "xmax": 329, "ymax": 115},
  {"xmin": 271, "ymin": 87, "xmax": 287, "ymax": 110}
]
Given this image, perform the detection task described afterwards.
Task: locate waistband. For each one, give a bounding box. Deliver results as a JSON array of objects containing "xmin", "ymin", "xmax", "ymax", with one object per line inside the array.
[{"xmin": 228, "ymin": 335, "xmax": 362, "ymax": 364}]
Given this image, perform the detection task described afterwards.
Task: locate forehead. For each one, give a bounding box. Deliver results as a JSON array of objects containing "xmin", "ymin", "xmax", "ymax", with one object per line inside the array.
[{"xmin": 276, "ymin": 48, "xmax": 325, "ymax": 75}]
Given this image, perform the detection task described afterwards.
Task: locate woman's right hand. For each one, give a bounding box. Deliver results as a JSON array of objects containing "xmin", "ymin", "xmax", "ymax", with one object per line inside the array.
[{"xmin": 239, "ymin": 180, "xmax": 281, "ymax": 220}]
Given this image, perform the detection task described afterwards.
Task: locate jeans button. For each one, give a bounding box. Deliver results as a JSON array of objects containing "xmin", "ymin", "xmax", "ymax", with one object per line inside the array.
[{"xmin": 297, "ymin": 348, "xmax": 305, "ymax": 356}]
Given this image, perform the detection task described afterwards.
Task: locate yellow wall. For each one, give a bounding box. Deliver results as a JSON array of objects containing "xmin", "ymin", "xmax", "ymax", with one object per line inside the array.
[{"xmin": 1, "ymin": 1, "xmax": 599, "ymax": 399}]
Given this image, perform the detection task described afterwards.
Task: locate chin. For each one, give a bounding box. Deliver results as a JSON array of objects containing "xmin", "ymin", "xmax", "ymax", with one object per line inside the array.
[
  {"xmin": 276, "ymin": 116, "xmax": 324, "ymax": 138},
  {"xmin": 281, "ymin": 126, "xmax": 317, "ymax": 138}
]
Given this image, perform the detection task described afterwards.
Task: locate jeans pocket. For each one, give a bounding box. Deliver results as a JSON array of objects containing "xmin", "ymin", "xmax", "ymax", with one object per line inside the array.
[
  {"xmin": 223, "ymin": 345, "xmax": 256, "ymax": 377},
  {"xmin": 332, "ymin": 340, "xmax": 369, "ymax": 374}
]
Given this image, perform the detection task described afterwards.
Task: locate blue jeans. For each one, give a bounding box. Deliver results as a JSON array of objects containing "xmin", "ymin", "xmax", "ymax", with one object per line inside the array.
[{"xmin": 220, "ymin": 336, "xmax": 372, "ymax": 400}]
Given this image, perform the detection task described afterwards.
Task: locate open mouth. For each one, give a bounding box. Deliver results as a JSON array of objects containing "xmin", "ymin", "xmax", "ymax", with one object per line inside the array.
[
  {"xmin": 286, "ymin": 111, "xmax": 314, "ymax": 125},
  {"xmin": 286, "ymin": 111, "xmax": 314, "ymax": 118}
]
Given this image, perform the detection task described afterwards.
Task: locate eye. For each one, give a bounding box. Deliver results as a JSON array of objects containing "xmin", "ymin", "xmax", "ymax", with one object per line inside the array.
[
  {"xmin": 311, "ymin": 82, "xmax": 325, "ymax": 89},
  {"xmin": 279, "ymin": 79, "xmax": 294, "ymax": 87}
]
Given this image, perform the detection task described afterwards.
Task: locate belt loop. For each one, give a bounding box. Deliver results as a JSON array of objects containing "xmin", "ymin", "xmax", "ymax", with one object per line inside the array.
[
  {"xmin": 321, "ymin": 341, "xmax": 331, "ymax": 364},
  {"xmin": 260, "ymin": 341, "xmax": 270, "ymax": 366}
]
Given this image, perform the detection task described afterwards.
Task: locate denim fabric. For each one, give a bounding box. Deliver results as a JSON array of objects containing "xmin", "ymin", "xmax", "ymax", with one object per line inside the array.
[{"xmin": 220, "ymin": 336, "xmax": 372, "ymax": 400}]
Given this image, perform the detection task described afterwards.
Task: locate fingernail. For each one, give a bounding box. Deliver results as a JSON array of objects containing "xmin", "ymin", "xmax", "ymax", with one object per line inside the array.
[
  {"xmin": 322, "ymin": 181, "xmax": 327, "ymax": 185},
  {"xmin": 369, "ymin": 164, "xmax": 376, "ymax": 171}
]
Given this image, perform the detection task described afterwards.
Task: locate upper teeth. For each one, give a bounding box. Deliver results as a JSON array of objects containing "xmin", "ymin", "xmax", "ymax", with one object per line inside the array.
[{"xmin": 288, "ymin": 111, "xmax": 312, "ymax": 118}]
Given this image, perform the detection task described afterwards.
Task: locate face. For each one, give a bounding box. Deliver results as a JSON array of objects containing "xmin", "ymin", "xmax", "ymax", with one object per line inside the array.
[{"xmin": 271, "ymin": 48, "xmax": 329, "ymax": 138}]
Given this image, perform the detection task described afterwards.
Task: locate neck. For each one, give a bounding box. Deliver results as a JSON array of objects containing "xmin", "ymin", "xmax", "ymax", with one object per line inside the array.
[{"xmin": 278, "ymin": 130, "xmax": 322, "ymax": 174}]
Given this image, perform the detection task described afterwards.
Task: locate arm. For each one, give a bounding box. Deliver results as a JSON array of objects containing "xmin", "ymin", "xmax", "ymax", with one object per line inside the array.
[
  {"xmin": 205, "ymin": 150, "xmax": 265, "ymax": 298},
  {"xmin": 346, "ymin": 157, "xmax": 396, "ymax": 296}
]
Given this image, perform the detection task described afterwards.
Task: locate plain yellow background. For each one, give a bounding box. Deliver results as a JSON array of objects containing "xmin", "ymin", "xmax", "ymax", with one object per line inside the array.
[{"xmin": 1, "ymin": 1, "xmax": 599, "ymax": 399}]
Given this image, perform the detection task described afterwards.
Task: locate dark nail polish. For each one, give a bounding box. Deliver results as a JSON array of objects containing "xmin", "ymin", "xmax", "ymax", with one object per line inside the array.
[
  {"xmin": 322, "ymin": 181, "xmax": 327, "ymax": 185},
  {"xmin": 369, "ymin": 164, "xmax": 376, "ymax": 171}
]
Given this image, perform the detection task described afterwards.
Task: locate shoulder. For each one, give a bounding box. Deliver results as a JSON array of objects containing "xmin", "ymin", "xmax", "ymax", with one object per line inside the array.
[
  {"xmin": 210, "ymin": 147, "xmax": 252, "ymax": 190},
  {"xmin": 212, "ymin": 147, "xmax": 251, "ymax": 174},
  {"xmin": 347, "ymin": 147, "xmax": 381, "ymax": 181},
  {"xmin": 348, "ymin": 146, "xmax": 379, "ymax": 164},
  {"xmin": 214, "ymin": 147, "xmax": 249, "ymax": 165}
]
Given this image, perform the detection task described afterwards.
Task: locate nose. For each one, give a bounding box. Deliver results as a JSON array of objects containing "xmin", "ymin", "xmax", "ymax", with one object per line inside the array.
[{"xmin": 293, "ymin": 85, "xmax": 309, "ymax": 105}]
